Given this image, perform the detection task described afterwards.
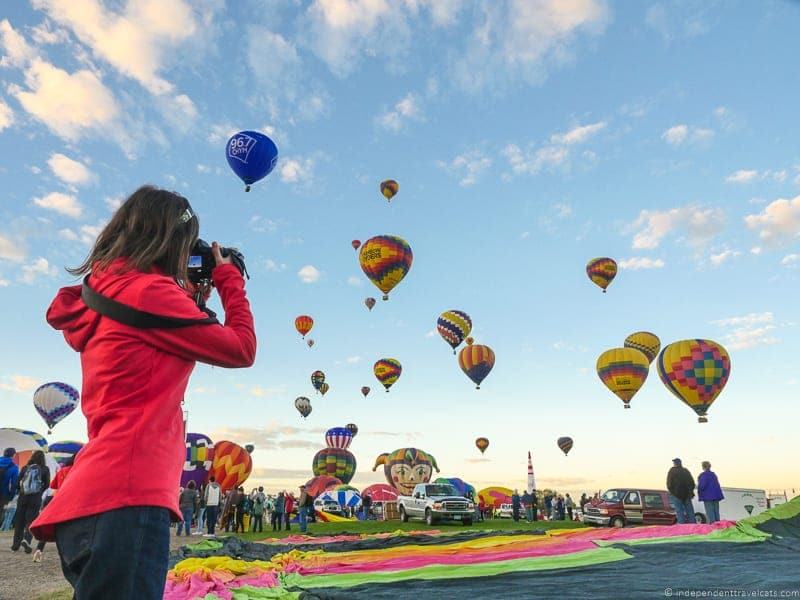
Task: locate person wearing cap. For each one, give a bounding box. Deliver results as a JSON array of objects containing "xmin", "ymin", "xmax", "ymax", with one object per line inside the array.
[
  {"xmin": 298, "ymin": 485, "xmax": 311, "ymax": 533},
  {"xmin": 0, "ymin": 447, "xmax": 20, "ymax": 517},
  {"xmin": 666, "ymin": 458, "xmax": 696, "ymax": 524},
  {"xmin": 697, "ymin": 461, "xmax": 724, "ymax": 523}
]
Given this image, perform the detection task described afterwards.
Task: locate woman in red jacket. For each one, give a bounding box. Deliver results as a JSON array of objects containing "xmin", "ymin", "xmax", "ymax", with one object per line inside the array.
[{"xmin": 31, "ymin": 186, "xmax": 256, "ymax": 599}]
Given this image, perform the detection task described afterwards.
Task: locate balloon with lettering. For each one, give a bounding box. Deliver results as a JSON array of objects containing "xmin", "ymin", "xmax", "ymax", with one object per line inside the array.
[
  {"xmin": 33, "ymin": 382, "xmax": 80, "ymax": 434},
  {"xmin": 311, "ymin": 371, "xmax": 325, "ymax": 393},
  {"xmin": 364, "ymin": 297, "xmax": 376, "ymax": 311},
  {"xmin": 325, "ymin": 427, "xmax": 353, "ymax": 449},
  {"xmin": 624, "ymin": 331, "xmax": 661, "ymax": 364},
  {"xmin": 295, "ymin": 315, "xmax": 313, "ymax": 339},
  {"xmin": 475, "ymin": 437, "xmax": 489, "ymax": 454},
  {"xmin": 352, "ymin": 240, "xmax": 361, "ymax": 250},
  {"xmin": 361, "ymin": 386, "xmax": 371, "ymax": 398},
  {"xmin": 346, "ymin": 423, "xmax": 358, "ymax": 437},
  {"xmin": 374, "ymin": 358, "xmax": 402, "ymax": 392},
  {"xmin": 437, "ymin": 310, "xmax": 473, "ymax": 354},
  {"xmin": 657, "ymin": 339, "xmax": 731, "ymax": 423},
  {"xmin": 181, "ymin": 433, "xmax": 214, "ymax": 488},
  {"xmin": 557, "ymin": 436, "xmax": 574, "ymax": 456},
  {"xmin": 225, "ymin": 130, "xmax": 279, "ymax": 192},
  {"xmin": 295, "ymin": 396, "xmax": 312, "ymax": 419},
  {"xmin": 312, "ymin": 447, "xmax": 356, "ymax": 484},
  {"xmin": 373, "ymin": 448, "xmax": 440, "ymax": 496},
  {"xmin": 380, "ymin": 179, "xmax": 399, "ymax": 202},
  {"xmin": 458, "ymin": 339, "xmax": 495, "ymax": 389},
  {"xmin": 586, "ymin": 257, "xmax": 618, "ymax": 293},
  {"xmin": 209, "ymin": 440, "xmax": 252, "ymax": 492},
  {"xmin": 320, "ymin": 382, "xmax": 330, "ymax": 396},
  {"xmin": 596, "ymin": 347, "xmax": 650, "ymax": 409},
  {"xmin": 359, "ymin": 235, "xmax": 413, "ymax": 300}
]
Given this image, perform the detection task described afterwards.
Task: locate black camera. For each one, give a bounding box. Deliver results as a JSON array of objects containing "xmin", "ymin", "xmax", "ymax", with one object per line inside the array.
[{"xmin": 188, "ymin": 239, "xmax": 249, "ymax": 285}]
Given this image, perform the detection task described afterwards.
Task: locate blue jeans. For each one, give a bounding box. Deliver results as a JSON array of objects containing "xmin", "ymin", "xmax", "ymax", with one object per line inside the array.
[
  {"xmin": 669, "ymin": 495, "xmax": 695, "ymax": 524},
  {"xmin": 205, "ymin": 505, "xmax": 218, "ymax": 535},
  {"xmin": 299, "ymin": 506, "xmax": 308, "ymax": 532},
  {"xmin": 55, "ymin": 506, "xmax": 170, "ymax": 600},
  {"xmin": 1, "ymin": 505, "xmax": 14, "ymax": 530},
  {"xmin": 704, "ymin": 500, "xmax": 721, "ymax": 523},
  {"xmin": 177, "ymin": 507, "xmax": 194, "ymax": 535},
  {"xmin": 196, "ymin": 507, "xmax": 205, "ymax": 532}
]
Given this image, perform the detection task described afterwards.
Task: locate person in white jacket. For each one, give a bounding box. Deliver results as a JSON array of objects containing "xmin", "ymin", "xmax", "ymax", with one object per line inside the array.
[{"xmin": 203, "ymin": 476, "xmax": 222, "ymax": 536}]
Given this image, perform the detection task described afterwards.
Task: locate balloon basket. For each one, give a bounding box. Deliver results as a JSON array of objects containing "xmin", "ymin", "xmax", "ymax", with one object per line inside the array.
[
  {"xmin": 698, "ymin": 416, "xmax": 708, "ymax": 423},
  {"xmin": 624, "ymin": 404, "xmax": 630, "ymax": 409},
  {"xmin": 382, "ymin": 295, "xmax": 389, "ymax": 301},
  {"xmin": 245, "ymin": 185, "xmax": 251, "ymax": 192}
]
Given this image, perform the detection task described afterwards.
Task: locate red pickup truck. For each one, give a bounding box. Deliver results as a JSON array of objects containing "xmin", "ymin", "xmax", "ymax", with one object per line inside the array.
[{"xmin": 582, "ymin": 488, "xmax": 677, "ymax": 527}]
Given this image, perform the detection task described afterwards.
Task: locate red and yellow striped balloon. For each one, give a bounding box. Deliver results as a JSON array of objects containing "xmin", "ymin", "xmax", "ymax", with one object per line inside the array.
[
  {"xmin": 596, "ymin": 347, "xmax": 650, "ymax": 408},
  {"xmin": 380, "ymin": 179, "xmax": 399, "ymax": 201},
  {"xmin": 295, "ymin": 315, "xmax": 314, "ymax": 338},
  {"xmin": 209, "ymin": 440, "xmax": 252, "ymax": 492},
  {"xmin": 374, "ymin": 358, "xmax": 402, "ymax": 392},
  {"xmin": 359, "ymin": 235, "xmax": 413, "ymax": 300},
  {"xmin": 586, "ymin": 257, "xmax": 618, "ymax": 292},
  {"xmin": 458, "ymin": 340, "xmax": 495, "ymax": 389}
]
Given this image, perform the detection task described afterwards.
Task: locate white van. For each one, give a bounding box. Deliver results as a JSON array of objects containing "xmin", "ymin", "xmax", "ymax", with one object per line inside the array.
[{"xmin": 693, "ymin": 488, "xmax": 767, "ymax": 522}]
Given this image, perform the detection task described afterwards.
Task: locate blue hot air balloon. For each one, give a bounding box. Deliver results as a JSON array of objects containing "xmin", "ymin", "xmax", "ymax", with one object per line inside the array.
[{"xmin": 225, "ymin": 130, "xmax": 279, "ymax": 192}]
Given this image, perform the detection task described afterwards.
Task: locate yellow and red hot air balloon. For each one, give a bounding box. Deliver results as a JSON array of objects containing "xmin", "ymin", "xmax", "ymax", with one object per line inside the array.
[
  {"xmin": 458, "ymin": 339, "xmax": 495, "ymax": 389},
  {"xmin": 374, "ymin": 358, "xmax": 402, "ymax": 392},
  {"xmin": 295, "ymin": 315, "xmax": 314, "ymax": 339},
  {"xmin": 586, "ymin": 257, "xmax": 618, "ymax": 293},
  {"xmin": 209, "ymin": 440, "xmax": 252, "ymax": 492},
  {"xmin": 475, "ymin": 437, "xmax": 489, "ymax": 454},
  {"xmin": 380, "ymin": 179, "xmax": 399, "ymax": 202},
  {"xmin": 352, "ymin": 240, "xmax": 361, "ymax": 251},
  {"xmin": 359, "ymin": 235, "xmax": 413, "ymax": 300},
  {"xmin": 596, "ymin": 347, "xmax": 650, "ymax": 409},
  {"xmin": 657, "ymin": 339, "xmax": 731, "ymax": 423},
  {"xmin": 624, "ymin": 331, "xmax": 661, "ymax": 364}
]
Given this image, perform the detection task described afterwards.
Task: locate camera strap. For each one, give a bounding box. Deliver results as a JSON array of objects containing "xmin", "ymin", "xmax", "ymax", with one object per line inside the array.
[{"xmin": 81, "ymin": 276, "xmax": 219, "ymax": 329}]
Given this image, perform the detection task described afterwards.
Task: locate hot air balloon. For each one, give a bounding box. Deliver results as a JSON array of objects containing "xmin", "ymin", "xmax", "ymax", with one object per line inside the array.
[
  {"xmin": 374, "ymin": 358, "xmax": 402, "ymax": 392},
  {"xmin": 209, "ymin": 441, "xmax": 252, "ymax": 492},
  {"xmin": 352, "ymin": 240, "xmax": 361, "ymax": 250},
  {"xmin": 295, "ymin": 315, "xmax": 314, "ymax": 339},
  {"xmin": 305, "ymin": 475, "xmax": 342, "ymax": 498},
  {"xmin": 346, "ymin": 423, "xmax": 358, "ymax": 437},
  {"xmin": 380, "ymin": 179, "xmax": 399, "ymax": 202},
  {"xmin": 624, "ymin": 331, "xmax": 661, "ymax": 364},
  {"xmin": 435, "ymin": 477, "xmax": 475, "ymax": 498},
  {"xmin": 557, "ymin": 436, "xmax": 574, "ymax": 456},
  {"xmin": 295, "ymin": 396, "xmax": 312, "ymax": 419},
  {"xmin": 586, "ymin": 257, "xmax": 618, "ymax": 293},
  {"xmin": 478, "ymin": 486, "xmax": 513, "ymax": 510},
  {"xmin": 458, "ymin": 339, "xmax": 495, "ymax": 389},
  {"xmin": 373, "ymin": 448, "xmax": 439, "ymax": 495},
  {"xmin": 307, "ymin": 339, "xmax": 315, "ymax": 348},
  {"xmin": 312, "ymin": 447, "xmax": 357, "ymax": 484},
  {"xmin": 33, "ymin": 382, "xmax": 80, "ymax": 434},
  {"xmin": 49, "ymin": 440, "xmax": 84, "ymax": 466},
  {"xmin": 181, "ymin": 433, "xmax": 214, "ymax": 488},
  {"xmin": 245, "ymin": 444, "xmax": 255, "ymax": 454},
  {"xmin": 596, "ymin": 347, "xmax": 650, "ymax": 409},
  {"xmin": 320, "ymin": 382, "xmax": 330, "ymax": 396},
  {"xmin": 359, "ymin": 235, "xmax": 413, "ymax": 300},
  {"xmin": 657, "ymin": 339, "xmax": 731, "ymax": 423},
  {"xmin": 311, "ymin": 370, "xmax": 325, "ymax": 393},
  {"xmin": 225, "ymin": 130, "xmax": 279, "ymax": 192},
  {"xmin": 325, "ymin": 427, "xmax": 353, "ymax": 449},
  {"xmin": 475, "ymin": 437, "xmax": 489, "ymax": 454},
  {"xmin": 437, "ymin": 310, "xmax": 473, "ymax": 354},
  {"xmin": 361, "ymin": 386, "xmax": 371, "ymax": 398},
  {"xmin": 364, "ymin": 297, "xmax": 376, "ymax": 311},
  {"xmin": 0, "ymin": 429, "xmax": 50, "ymax": 470}
]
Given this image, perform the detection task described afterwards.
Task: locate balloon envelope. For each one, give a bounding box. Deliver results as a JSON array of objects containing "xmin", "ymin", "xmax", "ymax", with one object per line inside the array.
[
  {"xmin": 48, "ymin": 440, "xmax": 84, "ymax": 466},
  {"xmin": 181, "ymin": 433, "xmax": 214, "ymax": 488},
  {"xmin": 320, "ymin": 485, "xmax": 361, "ymax": 508},
  {"xmin": 359, "ymin": 235, "xmax": 413, "ymax": 300},
  {"xmin": 435, "ymin": 477, "xmax": 475, "ymax": 498},
  {"xmin": 364, "ymin": 297, "xmax": 376, "ymax": 311},
  {"xmin": 320, "ymin": 382, "xmax": 330, "ymax": 396},
  {"xmin": 478, "ymin": 486, "xmax": 513, "ymax": 509},
  {"xmin": 624, "ymin": 331, "xmax": 661, "ymax": 364},
  {"xmin": 380, "ymin": 179, "xmax": 399, "ymax": 201},
  {"xmin": 557, "ymin": 436, "xmax": 574, "ymax": 456},
  {"xmin": 209, "ymin": 440, "xmax": 252, "ymax": 492},
  {"xmin": 295, "ymin": 396, "xmax": 312, "ymax": 418},
  {"xmin": 325, "ymin": 427, "xmax": 353, "ymax": 449},
  {"xmin": 437, "ymin": 310, "xmax": 473, "ymax": 354},
  {"xmin": 305, "ymin": 475, "xmax": 342, "ymax": 498},
  {"xmin": 596, "ymin": 347, "xmax": 650, "ymax": 408},
  {"xmin": 225, "ymin": 130, "xmax": 278, "ymax": 191},
  {"xmin": 361, "ymin": 386, "xmax": 371, "ymax": 398},
  {"xmin": 33, "ymin": 382, "xmax": 79, "ymax": 432},
  {"xmin": 458, "ymin": 341, "xmax": 495, "ymax": 389},
  {"xmin": 352, "ymin": 240, "xmax": 361, "ymax": 250},
  {"xmin": 361, "ymin": 483, "xmax": 398, "ymax": 503},
  {"xmin": 374, "ymin": 358, "xmax": 402, "ymax": 392},
  {"xmin": 346, "ymin": 423, "xmax": 358, "ymax": 437},
  {"xmin": 295, "ymin": 315, "xmax": 313, "ymax": 338},
  {"xmin": 311, "ymin": 371, "xmax": 325, "ymax": 392},
  {"xmin": 475, "ymin": 437, "xmax": 489, "ymax": 454},
  {"xmin": 657, "ymin": 339, "xmax": 731, "ymax": 423},
  {"xmin": 0, "ymin": 428, "xmax": 49, "ymax": 468},
  {"xmin": 586, "ymin": 257, "xmax": 618, "ymax": 292},
  {"xmin": 312, "ymin": 447, "xmax": 357, "ymax": 484}
]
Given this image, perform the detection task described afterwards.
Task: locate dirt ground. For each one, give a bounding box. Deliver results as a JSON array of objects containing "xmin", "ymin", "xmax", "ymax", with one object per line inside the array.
[{"xmin": 0, "ymin": 529, "xmax": 191, "ymax": 600}]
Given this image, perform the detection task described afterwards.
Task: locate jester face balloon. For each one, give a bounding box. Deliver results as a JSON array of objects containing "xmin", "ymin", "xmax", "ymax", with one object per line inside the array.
[
  {"xmin": 373, "ymin": 448, "xmax": 440, "ymax": 495},
  {"xmin": 624, "ymin": 331, "xmax": 661, "ymax": 364},
  {"xmin": 313, "ymin": 447, "xmax": 357, "ymax": 484},
  {"xmin": 458, "ymin": 340, "xmax": 495, "ymax": 389},
  {"xmin": 657, "ymin": 339, "xmax": 731, "ymax": 423},
  {"xmin": 596, "ymin": 347, "xmax": 650, "ymax": 408},
  {"xmin": 225, "ymin": 130, "xmax": 278, "ymax": 192},
  {"xmin": 586, "ymin": 257, "xmax": 618, "ymax": 292},
  {"xmin": 437, "ymin": 310, "xmax": 473, "ymax": 354},
  {"xmin": 181, "ymin": 433, "xmax": 214, "ymax": 488},
  {"xmin": 359, "ymin": 235, "xmax": 413, "ymax": 300},
  {"xmin": 33, "ymin": 382, "xmax": 79, "ymax": 433},
  {"xmin": 209, "ymin": 440, "xmax": 252, "ymax": 492},
  {"xmin": 374, "ymin": 358, "xmax": 402, "ymax": 392}
]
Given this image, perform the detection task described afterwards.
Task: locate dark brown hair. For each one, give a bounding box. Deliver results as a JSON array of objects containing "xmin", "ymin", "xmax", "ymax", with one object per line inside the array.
[
  {"xmin": 28, "ymin": 450, "xmax": 45, "ymax": 467},
  {"xmin": 68, "ymin": 185, "xmax": 199, "ymax": 282}
]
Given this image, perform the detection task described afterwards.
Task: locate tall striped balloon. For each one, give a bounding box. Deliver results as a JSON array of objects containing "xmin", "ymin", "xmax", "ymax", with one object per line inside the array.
[
  {"xmin": 325, "ymin": 427, "xmax": 353, "ymax": 449},
  {"xmin": 374, "ymin": 358, "xmax": 402, "ymax": 392},
  {"xmin": 209, "ymin": 440, "xmax": 252, "ymax": 492},
  {"xmin": 359, "ymin": 235, "xmax": 413, "ymax": 300},
  {"xmin": 437, "ymin": 310, "xmax": 473, "ymax": 354},
  {"xmin": 295, "ymin": 315, "xmax": 314, "ymax": 338},
  {"xmin": 312, "ymin": 447, "xmax": 357, "ymax": 484},
  {"xmin": 586, "ymin": 257, "xmax": 618, "ymax": 292},
  {"xmin": 596, "ymin": 347, "xmax": 650, "ymax": 408},
  {"xmin": 458, "ymin": 340, "xmax": 495, "ymax": 389}
]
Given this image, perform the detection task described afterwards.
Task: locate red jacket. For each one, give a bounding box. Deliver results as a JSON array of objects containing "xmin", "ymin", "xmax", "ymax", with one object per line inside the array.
[{"xmin": 31, "ymin": 261, "xmax": 255, "ymax": 541}]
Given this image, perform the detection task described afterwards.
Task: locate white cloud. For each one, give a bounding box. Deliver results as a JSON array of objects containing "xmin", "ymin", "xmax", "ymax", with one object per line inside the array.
[
  {"xmin": 750, "ymin": 246, "xmax": 762, "ymax": 255},
  {"xmin": 709, "ymin": 249, "xmax": 740, "ymax": 266},
  {"xmin": 0, "ymin": 374, "xmax": 40, "ymax": 393},
  {"xmin": 30, "ymin": 20, "xmax": 70, "ymax": 45},
  {"xmin": 712, "ymin": 313, "xmax": 774, "ymax": 328},
  {"xmin": 249, "ymin": 216, "xmax": 278, "ymax": 234},
  {"xmin": 554, "ymin": 202, "xmax": 573, "ymax": 218},
  {"xmin": 376, "ymin": 93, "xmax": 423, "ymax": 132},
  {"xmin": 47, "ymin": 153, "xmax": 93, "ymax": 186},
  {"xmin": 781, "ymin": 254, "xmax": 799, "ymax": 266},
  {"xmin": 104, "ymin": 196, "xmax": 123, "ymax": 211},
  {"xmin": 519, "ymin": 231, "xmax": 530, "ymax": 240},
  {"xmin": 32, "ymin": 192, "xmax": 83, "ymax": 218},
  {"xmin": 550, "ymin": 121, "xmax": 606, "ymax": 145},
  {"xmin": 618, "ymin": 257, "xmax": 665, "ymax": 270},
  {"xmin": 173, "ymin": 93, "xmax": 197, "ymax": 121},
  {"xmin": 208, "ymin": 122, "xmax": 238, "ymax": 145},
  {"xmin": 298, "ymin": 265, "xmax": 321, "ymax": 283},
  {"xmin": 0, "ymin": 234, "xmax": 26, "ymax": 262},
  {"xmin": 345, "ymin": 356, "xmax": 360, "ymax": 364},
  {"xmin": 347, "ymin": 276, "xmax": 362, "ymax": 286},
  {"xmin": 264, "ymin": 259, "xmax": 287, "ymax": 272},
  {"xmin": 21, "ymin": 257, "xmax": 57, "ymax": 283},
  {"xmin": 662, "ymin": 124, "xmax": 713, "ymax": 146},
  {"xmin": 0, "ymin": 278, "xmax": 8, "ymax": 287},
  {"xmin": 248, "ymin": 384, "xmax": 288, "ymax": 399},
  {"xmin": 711, "ymin": 312, "xmax": 779, "ymax": 350},
  {"xmin": 280, "ymin": 157, "xmax": 315, "ymax": 185},
  {"xmin": 726, "ymin": 169, "xmax": 758, "ymax": 184},
  {"xmin": 628, "ymin": 205, "xmax": 724, "ymax": 249},
  {"xmin": 0, "ymin": 19, "xmax": 37, "ymax": 67},
  {"xmin": 744, "ymin": 196, "xmax": 800, "ymax": 246},
  {"xmin": 58, "ymin": 228, "xmax": 78, "ymax": 241},
  {"xmin": 437, "ymin": 149, "xmax": 492, "ymax": 186},
  {"xmin": 0, "ymin": 98, "xmax": 13, "ymax": 131},
  {"xmin": 504, "ymin": 143, "xmax": 568, "ymax": 175}
]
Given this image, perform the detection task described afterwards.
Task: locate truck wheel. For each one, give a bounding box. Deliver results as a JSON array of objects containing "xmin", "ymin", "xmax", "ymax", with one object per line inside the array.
[
  {"xmin": 399, "ymin": 507, "xmax": 408, "ymax": 523},
  {"xmin": 463, "ymin": 519, "xmax": 473, "ymax": 526},
  {"xmin": 695, "ymin": 513, "xmax": 707, "ymax": 524},
  {"xmin": 610, "ymin": 516, "xmax": 625, "ymax": 528},
  {"xmin": 425, "ymin": 509, "xmax": 435, "ymax": 526}
]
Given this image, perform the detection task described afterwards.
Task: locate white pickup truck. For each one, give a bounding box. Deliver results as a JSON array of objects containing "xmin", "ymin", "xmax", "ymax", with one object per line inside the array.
[{"xmin": 397, "ymin": 483, "xmax": 476, "ymax": 526}]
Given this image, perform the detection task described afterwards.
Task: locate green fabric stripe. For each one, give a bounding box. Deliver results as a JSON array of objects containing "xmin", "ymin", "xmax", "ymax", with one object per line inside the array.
[
  {"xmin": 185, "ymin": 540, "xmax": 224, "ymax": 553},
  {"xmin": 594, "ymin": 521, "xmax": 770, "ymax": 547},
  {"xmin": 739, "ymin": 496, "xmax": 800, "ymax": 526}
]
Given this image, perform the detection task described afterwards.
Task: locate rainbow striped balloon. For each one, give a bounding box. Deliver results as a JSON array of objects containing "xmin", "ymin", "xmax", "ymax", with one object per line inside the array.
[
  {"xmin": 596, "ymin": 347, "xmax": 650, "ymax": 408},
  {"xmin": 458, "ymin": 340, "xmax": 495, "ymax": 389},
  {"xmin": 359, "ymin": 235, "xmax": 413, "ymax": 300},
  {"xmin": 374, "ymin": 358, "xmax": 402, "ymax": 392},
  {"xmin": 586, "ymin": 257, "xmax": 618, "ymax": 292},
  {"xmin": 313, "ymin": 447, "xmax": 357, "ymax": 484}
]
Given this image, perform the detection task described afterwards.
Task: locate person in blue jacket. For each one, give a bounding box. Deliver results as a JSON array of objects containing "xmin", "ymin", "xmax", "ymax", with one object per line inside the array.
[
  {"xmin": 697, "ymin": 461, "xmax": 724, "ymax": 523},
  {"xmin": 0, "ymin": 447, "xmax": 20, "ymax": 515}
]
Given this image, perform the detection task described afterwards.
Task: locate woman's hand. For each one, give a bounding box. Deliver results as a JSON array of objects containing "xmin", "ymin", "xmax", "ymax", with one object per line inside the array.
[{"xmin": 212, "ymin": 242, "xmax": 233, "ymax": 267}]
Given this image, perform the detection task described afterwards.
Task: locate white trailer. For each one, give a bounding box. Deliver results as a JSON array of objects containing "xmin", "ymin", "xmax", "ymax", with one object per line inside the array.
[{"xmin": 693, "ymin": 487, "xmax": 767, "ymax": 523}]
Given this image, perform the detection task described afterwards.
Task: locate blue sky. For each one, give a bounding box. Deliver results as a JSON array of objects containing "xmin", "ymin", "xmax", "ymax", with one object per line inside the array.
[{"xmin": 1, "ymin": 1, "xmax": 799, "ymax": 497}]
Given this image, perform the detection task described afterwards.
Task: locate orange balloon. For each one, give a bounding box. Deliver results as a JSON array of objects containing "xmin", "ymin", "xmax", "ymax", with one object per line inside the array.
[{"xmin": 209, "ymin": 440, "xmax": 252, "ymax": 492}]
